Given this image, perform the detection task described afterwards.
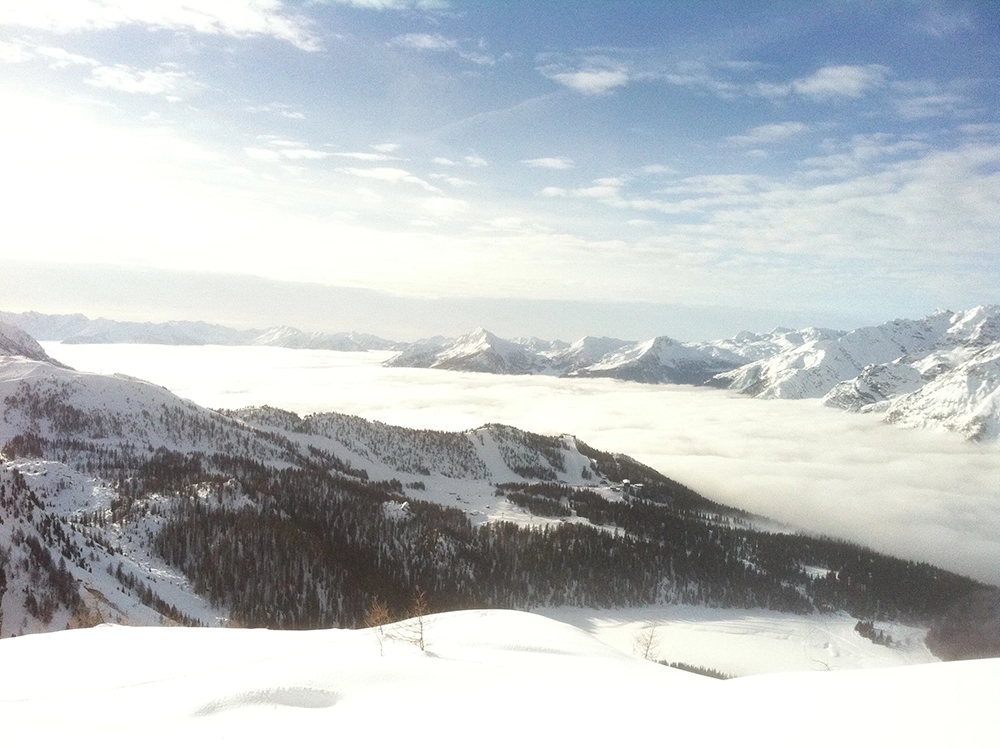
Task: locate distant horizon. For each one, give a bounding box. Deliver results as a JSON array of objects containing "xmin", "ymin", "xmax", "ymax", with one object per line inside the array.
[{"xmin": 2, "ymin": 261, "xmax": 986, "ymax": 344}]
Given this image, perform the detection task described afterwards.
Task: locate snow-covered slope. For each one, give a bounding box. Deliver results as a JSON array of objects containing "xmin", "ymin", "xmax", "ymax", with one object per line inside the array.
[
  {"xmin": 0, "ymin": 322, "xmax": 65, "ymax": 366},
  {"xmin": 884, "ymin": 341, "xmax": 1000, "ymax": 442},
  {"xmin": 711, "ymin": 307, "xmax": 1000, "ymax": 439},
  {"xmin": 248, "ymin": 326, "xmax": 397, "ymax": 351},
  {"xmin": 386, "ymin": 327, "xmax": 550, "ymax": 374},
  {"xmin": 548, "ymin": 335, "xmax": 636, "ymax": 370},
  {"xmin": 2, "ymin": 610, "xmax": 996, "ymax": 744},
  {"xmin": 573, "ymin": 335, "xmax": 747, "ymax": 384}
]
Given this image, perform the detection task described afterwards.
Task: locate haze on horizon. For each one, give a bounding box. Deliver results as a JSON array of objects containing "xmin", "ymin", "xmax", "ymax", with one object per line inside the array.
[{"xmin": 1, "ymin": 1, "xmax": 998, "ymax": 341}]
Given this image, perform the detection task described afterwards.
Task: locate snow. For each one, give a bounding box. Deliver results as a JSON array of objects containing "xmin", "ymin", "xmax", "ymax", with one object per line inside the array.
[
  {"xmin": 1, "ymin": 610, "xmax": 995, "ymax": 744},
  {"xmin": 544, "ymin": 604, "xmax": 937, "ymax": 675}
]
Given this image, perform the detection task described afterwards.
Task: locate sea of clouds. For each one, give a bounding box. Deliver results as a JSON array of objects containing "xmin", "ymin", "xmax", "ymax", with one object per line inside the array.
[{"xmin": 44, "ymin": 343, "xmax": 1000, "ymax": 586}]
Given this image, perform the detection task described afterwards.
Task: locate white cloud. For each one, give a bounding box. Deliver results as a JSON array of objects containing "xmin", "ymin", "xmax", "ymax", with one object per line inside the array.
[
  {"xmin": 573, "ymin": 177, "xmax": 623, "ymax": 200},
  {"xmin": 244, "ymin": 147, "xmax": 281, "ymax": 161},
  {"xmin": 340, "ymin": 166, "xmax": 441, "ymax": 192},
  {"xmin": 545, "ymin": 68, "xmax": 630, "ymax": 95},
  {"xmin": 420, "ymin": 196, "xmax": 469, "ymax": 216},
  {"xmin": 0, "ymin": 0, "xmax": 321, "ymax": 51},
  {"xmin": 464, "ymin": 155, "xmax": 488, "ymax": 167},
  {"xmin": 35, "ymin": 45, "xmax": 99, "ymax": 68},
  {"xmin": 433, "ymin": 157, "xmax": 457, "ymax": 166},
  {"xmin": 86, "ymin": 64, "xmax": 189, "ymax": 95},
  {"xmin": 539, "ymin": 187, "xmax": 567, "ymax": 197},
  {"xmin": 373, "ymin": 143, "xmax": 401, "ymax": 153},
  {"xmin": 332, "ymin": 151, "xmax": 397, "ymax": 161},
  {"xmin": 390, "ymin": 33, "xmax": 456, "ymax": 51},
  {"xmin": 790, "ymin": 64, "xmax": 890, "ymax": 100},
  {"xmin": 0, "ymin": 39, "xmax": 33, "ymax": 63},
  {"xmin": 522, "ymin": 157, "xmax": 574, "ymax": 170},
  {"xmin": 665, "ymin": 62, "xmax": 889, "ymax": 103},
  {"xmin": 322, "ymin": 0, "xmax": 447, "ymax": 9},
  {"xmin": 281, "ymin": 149, "xmax": 330, "ymax": 159},
  {"xmin": 641, "ymin": 164, "xmax": 677, "ymax": 175},
  {"xmin": 245, "ymin": 102, "xmax": 305, "ymax": 119},
  {"xmin": 727, "ymin": 121, "xmax": 808, "ymax": 147},
  {"xmin": 430, "ymin": 174, "xmax": 475, "ymax": 187}
]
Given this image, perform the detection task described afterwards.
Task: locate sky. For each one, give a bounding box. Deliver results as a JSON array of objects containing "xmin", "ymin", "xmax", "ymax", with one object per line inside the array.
[{"xmin": 1, "ymin": 1, "xmax": 999, "ymax": 341}]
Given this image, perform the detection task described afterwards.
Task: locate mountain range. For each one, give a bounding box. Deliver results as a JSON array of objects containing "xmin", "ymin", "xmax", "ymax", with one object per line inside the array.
[
  {"xmin": 385, "ymin": 307, "xmax": 1000, "ymax": 441},
  {"xmin": 1, "ymin": 327, "xmax": 995, "ymax": 660},
  {"xmin": 0, "ymin": 311, "xmax": 401, "ymax": 351},
  {"xmin": 4, "ymin": 307, "xmax": 999, "ymax": 441}
]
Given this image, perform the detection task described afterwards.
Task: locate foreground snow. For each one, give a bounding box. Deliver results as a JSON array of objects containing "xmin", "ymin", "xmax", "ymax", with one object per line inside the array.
[{"xmin": 2, "ymin": 610, "xmax": 994, "ymax": 745}]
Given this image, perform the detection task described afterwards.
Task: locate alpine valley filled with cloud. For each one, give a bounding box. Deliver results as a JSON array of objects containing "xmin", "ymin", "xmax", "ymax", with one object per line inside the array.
[{"xmin": 2, "ymin": 1, "xmax": 999, "ymax": 743}]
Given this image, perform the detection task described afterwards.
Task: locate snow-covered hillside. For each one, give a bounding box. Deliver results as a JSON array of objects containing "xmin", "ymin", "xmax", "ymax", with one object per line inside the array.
[
  {"xmin": 0, "ymin": 322, "xmax": 65, "ymax": 366},
  {"xmin": 2, "ymin": 610, "xmax": 996, "ymax": 745}
]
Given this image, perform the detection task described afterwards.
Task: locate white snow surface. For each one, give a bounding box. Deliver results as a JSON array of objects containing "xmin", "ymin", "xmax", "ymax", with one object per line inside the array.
[{"xmin": 2, "ymin": 610, "xmax": 995, "ymax": 745}]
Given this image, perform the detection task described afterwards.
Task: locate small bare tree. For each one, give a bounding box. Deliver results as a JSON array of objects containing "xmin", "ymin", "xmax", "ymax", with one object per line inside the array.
[
  {"xmin": 364, "ymin": 597, "xmax": 394, "ymax": 657},
  {"xmin": 407, "ymin": 586, "xmax": 430, "ymax": 652},
  {"xmin": 633, "ymin": 622, "xmax": 660, "ymax": 661}
]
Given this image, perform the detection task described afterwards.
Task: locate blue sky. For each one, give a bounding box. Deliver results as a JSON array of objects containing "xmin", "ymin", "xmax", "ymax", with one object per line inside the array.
[{"xmin": 1, "ymin": 1, "xmax": 998, "ymax": 340}]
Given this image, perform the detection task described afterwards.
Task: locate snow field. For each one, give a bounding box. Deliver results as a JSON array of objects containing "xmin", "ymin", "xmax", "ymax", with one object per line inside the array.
[{"xmin": 1, "ymin": 610, "xmax": 995, "ymax": 745}]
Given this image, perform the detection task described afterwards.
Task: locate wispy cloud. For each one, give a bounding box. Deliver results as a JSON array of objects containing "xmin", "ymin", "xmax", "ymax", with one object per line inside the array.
[
  {"xmin": 2, "ymin": 41, "xmax": 195, "ymax": 98},
  {"xmin": 280, "ymin": 148, "xmax": 331, "ymax": 160},
  {"xmin": 388, "ymin": 31, "xmax": 500, "ymax": 65},
  {"xmin": 245, "ymin": 147, "xmax": 282, "ymax": 162},
  {"xmin": 464, "ymin": 155, "xmax": 488, "ymax": 167},
  {"xmin": 321, "ymin": 0, "xmax": 448, "ymax": 9},
  {"xmin": 542, "ymin": 66, "xmax": 630, "ymax": 95},
  {"xmin": 390, "ymin": 33, "xmax": 456, "ymax": 51},
  {"xmin": 788, "ymin": 64, "xmax": 890, "ymax": 100},
  {"xmin": 86, "ymin": 63, "xmax": 190, "ymax": 96},
  {"xmin": 245, "ymin": 102, "xmax": 306, "ymax": 119},
  {"xmin": 340, "ymin": 166, "xmax": 441, "ymax": 192},
  {"xmin": 664, "ymin": 62, "xmax": 891, "ymax": 102},
  {"xmin": 727, "ymin": 121, "xmax": 808, "ymax": 147},
  {"xmin": 0, "ymin": 0, "xmax": 321, "ymax": 51},
  {"xmin": 332, "ymin": 151, "xmax": 398, "ymax": 161},
  {"xmin": 429, "ymin": 174, "xmax": 475, "ymax": 187},
  {"xmin": 522, "ymin": 157, "xmax": 574, "ymax": 170}
]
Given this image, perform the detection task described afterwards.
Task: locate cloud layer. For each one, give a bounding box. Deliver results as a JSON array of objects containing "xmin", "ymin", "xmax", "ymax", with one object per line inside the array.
[{"xmin": 46, "ymin": 344, "xmax": 1000, "ymax": 587}]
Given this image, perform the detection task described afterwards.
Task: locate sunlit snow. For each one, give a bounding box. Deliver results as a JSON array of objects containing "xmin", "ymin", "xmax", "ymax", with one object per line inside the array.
[{"xmin": 1, "ymin": 610, "xmax": 995, "ymax": 744}]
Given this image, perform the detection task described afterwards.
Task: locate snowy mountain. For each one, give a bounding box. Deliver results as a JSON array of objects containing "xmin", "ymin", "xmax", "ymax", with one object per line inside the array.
[
  {"xmin": 0, "ymin": 311, "xmax": 400, "ymax": 351},
  {"xmin": 570, "ymin": 335, "xmax": 748, "ymax": 384},
  {"xmin": 384, "ymin": 308, "xmax": 1000, "ymax": 440},
  {"xmin": 386, "ymin": 327, "xmax": 551, "ymax": 374},
  {"xmin": 2, "ymin": 345, "xmax": 990, "ymax": 648},
  {"xmin": 247, "ymin": 325, "xmax": 398, "ymax": 351},
  {"xmin": 884, "ymin": 341, "xmax": 1000, "ymax": 442},
  {"xmin": 0, "ymin": 322, "xmax": 66, "ymax": 367},
  {"xmin": 716, "ymin": 307, "xmax": 1000, "ymax": 440},
  {"xmin": 385, "ymin": 328, "xmax": 780, "ymax": 382}
]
